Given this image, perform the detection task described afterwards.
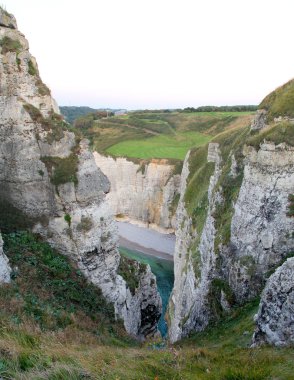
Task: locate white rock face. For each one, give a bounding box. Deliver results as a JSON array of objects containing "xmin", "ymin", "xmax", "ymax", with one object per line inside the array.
[
  {"xmin": 0, "ymin": 10, "xmax": 161, "ymax": 338},
  {"xmin": 169, "ymin": 138, "xmax": 294, "ymax": 342},
  {"xmin": 0, "ymin": 233, "xmax": 11, "ymax": 283},
  {"xmin": 94, "ymin": 152, "xmax": 181, "ymax": 232},
  {"xmin": 168, "ymin": 144, "xmax": 222, "ymax": 342},
  {"xmin": 252, "ymin": 258, "xmax": 294, "ymax": 347},
  {"xmin": 251, "ymin": 109, "xmax": 267, "ymax": 131},
  {"xmin": 229, "ymin": 143, "xmax": 294, "ymax": 301}
]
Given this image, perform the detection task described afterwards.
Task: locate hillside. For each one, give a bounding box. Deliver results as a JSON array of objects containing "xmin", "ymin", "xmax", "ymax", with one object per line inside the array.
[
  {"xmin": 259, "ymin": 78, "xmax": 294, "ymax": 122},
  {"xmin": 1, "ymin": 236, "xmax": 293, "ymax": 380},
  {"xmin": 73, "ymin": 110, "xmax": 254, "ymax": 160}
]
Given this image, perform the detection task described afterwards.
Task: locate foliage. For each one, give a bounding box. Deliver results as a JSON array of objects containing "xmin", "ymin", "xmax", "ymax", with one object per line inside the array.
[
  {"xmin": 246, "ymin": 121, "xmax": 294, "ymax": 148},
  {"xmin": 64, "ymin": 213, "xmax": 71, "ymax": 227},
  {"xmin": 0, "ymin": 36, "xmax": 22, "ymax": 54},
  {"xmin": 259, "ymin": 78, "xmax": 294, "ymax": 121},
  {"xmin": 117, "ymin": 255, "xmax": 146, "ymax": 295},
  {"xmin": 23, "ymin": 103, "xmax": 66, "ymax": 143},
  {"xmin": 41, "ymin": 154, "xmax": 79, "ymax": 187},
  {"xmin": 27, "ymin": 59, "xmax": 37, "ymax": 76},
  {"xmin": 2, "ymin": 232, "xmax": 117, "ymax": 332},
  {"xmin": 60, "ymin": 106, "xmax": 119, "ymax": 124},
  {"xmin": 182, "ymin": 105, "xmax": 258, "ymax": 113}
]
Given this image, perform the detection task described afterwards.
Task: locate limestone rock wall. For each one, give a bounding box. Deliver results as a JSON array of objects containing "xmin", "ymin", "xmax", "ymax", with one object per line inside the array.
[
  {"xmin": 229, "ymin": 143, "xmax": 294, "ymax": 301},
  {"xmin": 252, "ymin": 257, "xmax": 294, "ymax": 347},
  {"xmin": 168, "ymin": 144, "xmax": 222, "ymax": 342},
  {"xmin": 168, "ymin": 139, "xmax": 294, "ymax": 342},
  {"xmin": 0, "ymin": 9, "xmax": 161, "ymax": 338},
  {"xmin": 93, "ymin": 152, "xmax": 181, "ymax": 232}
]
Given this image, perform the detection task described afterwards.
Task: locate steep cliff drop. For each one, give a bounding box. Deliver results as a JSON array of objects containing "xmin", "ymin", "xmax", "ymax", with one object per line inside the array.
[
  {"xmin": 93, "ymin": 152, "xmax": 181, "ymax": 233},
  {"xmin": 0, "ymin": 8, "xmax": 161, "ymax": 339},
  {"xmin": 168, "ymin": 79, "xmax": 294, "ymax": 343}
]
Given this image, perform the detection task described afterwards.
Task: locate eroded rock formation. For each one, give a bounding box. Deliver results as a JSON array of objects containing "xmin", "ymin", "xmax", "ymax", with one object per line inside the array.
[
  {"xmin": 252, "ymin": 257, "xmax": 294, "ymax": 347},
  {"xmin": 169, "ymin": 133, "xmax": 294, "ymax": 342},
  {"xmin": 94, "ymin": 152, "xmax": 181, "ymax": 232},
  {"xmin": 0, "ymin": 8, "xmax": 161, "ymax": 338}
]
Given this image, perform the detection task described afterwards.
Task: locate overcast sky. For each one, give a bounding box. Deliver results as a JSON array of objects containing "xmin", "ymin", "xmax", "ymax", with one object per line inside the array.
[{"xmin": 3, "ymin": 0, "xmax": 294, "ymax": 109}]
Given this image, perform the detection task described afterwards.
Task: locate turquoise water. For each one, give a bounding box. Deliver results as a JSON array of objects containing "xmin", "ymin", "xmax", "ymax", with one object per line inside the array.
[{"xmin": 119, "ymin": 246, "xmax": 174, "ymax": 337}]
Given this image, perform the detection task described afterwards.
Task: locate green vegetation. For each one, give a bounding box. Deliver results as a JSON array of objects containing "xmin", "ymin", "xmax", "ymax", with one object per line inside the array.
[
  {"xmin": 64, "ymin": 213, "xmax": 71, "ymax": 227},
  {"xmin": 259, "ymin": 78, "xmax": 294, "ymax": 121},
  {"xmin": 27, "ymin": 59, "xmax": 37, "ymax": 76},
  {"xmin": 117, "ymin": 255, "xmax": 147, "ymax": 295},
  {"xmin": 107, "ymin": 132, "xmax": 211, "ymax": 160},
  {"xmin": 41, "ymin": 154, "xmax": 79, "ymax": 187},
  {"xmin": 0, "ymin": 253, "xmax": 293, "ymax": 380},
  {"xmin": 246, "ymin": 121, "xmax": 294, "ymax": 148},
  {"xmin": 182, "ymin": 105, "xmax": 258, "ymax": 112},
  {"xmin": 60, "ymin": 107, "xmax": 120, "ymax": 124},
  {"xmin": 0, "ymin": 36, "xmax": 21, "ymax": 54},
  {"xmin": 23, "ymin": 103, "xmax": 66, "ymax": 143},
  {"xmin": 70, "ymin": 110, "xmax": 253, "ymax": 160}
]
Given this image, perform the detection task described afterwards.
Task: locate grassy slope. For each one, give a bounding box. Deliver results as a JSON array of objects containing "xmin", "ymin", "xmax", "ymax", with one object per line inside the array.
[
  {"xmin": 259, "ymin": 78, "xmax": 294, "ymax": 122},
  {"xmin": 0, "ymin": 232, "xmax": 293, "ymax": 379},
  {"xmin": 74, "ymin": 111, "xmax": 253, "ymax": 160}
]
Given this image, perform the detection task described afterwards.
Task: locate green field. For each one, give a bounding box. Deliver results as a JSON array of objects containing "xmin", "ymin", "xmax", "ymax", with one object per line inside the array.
[
  {"xmin": 72, "ymin": 111, "xmax": 254, "ymax": 160},
  {"xmin": 107, "ymin": 131, "xmax": 211, "ymax": 159}
]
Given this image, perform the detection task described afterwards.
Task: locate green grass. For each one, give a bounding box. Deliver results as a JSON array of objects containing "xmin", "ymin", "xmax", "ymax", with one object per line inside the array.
[
  {"xmin": 107, "ymin": 132, "xmax": 212, "ymax": 160},
  {"xmin": 72, "ymin": 110, "xmax": 252, "ymax": 160},
  {"xmin": 259, "ymin": 78, "xmax": 294, "ymax": 121},
  {"xmin": 0, "ymin": 233, "xmax": 292, "ymax": 379}
]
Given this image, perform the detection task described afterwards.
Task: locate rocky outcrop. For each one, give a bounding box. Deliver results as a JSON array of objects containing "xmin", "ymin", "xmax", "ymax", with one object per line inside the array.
[
  {"xmin": 0, "ymin": 233, "xmax": 11, "ymax": 283},
  {"xmin": 229, "ymin": 142, "xmax": 294, "ymax": 301},
  {"xmin": 251, "ymin": 109, "xmax": 267, "ymax": 131},
  {"xmin": 168, "ymin": 144, "xmax": 222, "ymax": 342},
  {"xmin": 94, "ymin": 152, "xmax": 181, "ymax": 232},
  {"xmin": 0, "ymin": 9, "xmax": 161, "ymax": 338},
  {"xmin": 252, "ymin": 257, "xmax": 294, "ymax": 347},
  {"xmin": 168, "ymin": 134, "xmax": 294, "ymax": 342}
]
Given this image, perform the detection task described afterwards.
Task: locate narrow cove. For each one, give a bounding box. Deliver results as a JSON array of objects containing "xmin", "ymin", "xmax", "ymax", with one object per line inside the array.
[{"xmin": 117, "ymin": 222, "xmax": 175, "ymax": 337}]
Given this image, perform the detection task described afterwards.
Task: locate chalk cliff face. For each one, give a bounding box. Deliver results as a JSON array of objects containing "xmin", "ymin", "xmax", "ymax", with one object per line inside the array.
[
  {"xmin": 94, "ymin": 152, "xmax": 181, "ymax": 232},
  {"xmin": 169, "ymin": 116, "xmax": 294, "ymax": 342},
  {"xmin": 252, "ymin": 257, "xmax": 294, "ymax": 347},
  {"xmin": 0, "ymin": 233, "xmax": 11, "ymax": 283},
  {"xmin": 0, "ymin": 8, "xmax": 161, "ymax": 338}
]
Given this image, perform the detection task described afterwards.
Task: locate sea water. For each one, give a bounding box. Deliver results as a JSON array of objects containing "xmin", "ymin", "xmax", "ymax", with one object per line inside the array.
[{"xmin": 119, "ymin": 247, "xmax": 174, "ymax": 337}]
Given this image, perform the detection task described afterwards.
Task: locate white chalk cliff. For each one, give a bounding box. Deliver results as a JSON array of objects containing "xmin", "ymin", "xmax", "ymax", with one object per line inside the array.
[
  {"xmin": 94, "ymin": 152, "xmax": 181, "ymax": 232},
  {"xmin": 168, "ymin": 105, "xmax": 294, "ymax": 342},
  {"xmin": 0, "ymin": 8, "xmax": 161, "ymax": 338}
]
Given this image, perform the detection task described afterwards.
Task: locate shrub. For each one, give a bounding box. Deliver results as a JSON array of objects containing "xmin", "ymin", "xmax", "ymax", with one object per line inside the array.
[
  {"xmin": 28, "ymin": 59, "xmax": 37, "ymax": 76},
  {"xmin": 118, "ymin": 255, "xmax": 146, "ymax": 295},
  {"xmin": 41, "ymin": 154, "xmax": 79, "ymax": 187},
  {"xmin": 64, "ymin": 213, "xmax": 71, "ymax": 227},
  {"xmin": 0, "ymin": 36, "xmax": 21, "ymax": 54}
]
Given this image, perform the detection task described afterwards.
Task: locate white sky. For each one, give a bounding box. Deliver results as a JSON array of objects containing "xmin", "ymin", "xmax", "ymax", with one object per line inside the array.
[{"xmin": 2, "ymin": 0, "xmax": 294, "ymax": 109}]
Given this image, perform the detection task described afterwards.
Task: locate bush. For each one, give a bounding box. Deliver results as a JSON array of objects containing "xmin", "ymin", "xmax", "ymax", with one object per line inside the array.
[{"xmin": 0, "ymin": 36, "xmax": 22, "ymax": 54}]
